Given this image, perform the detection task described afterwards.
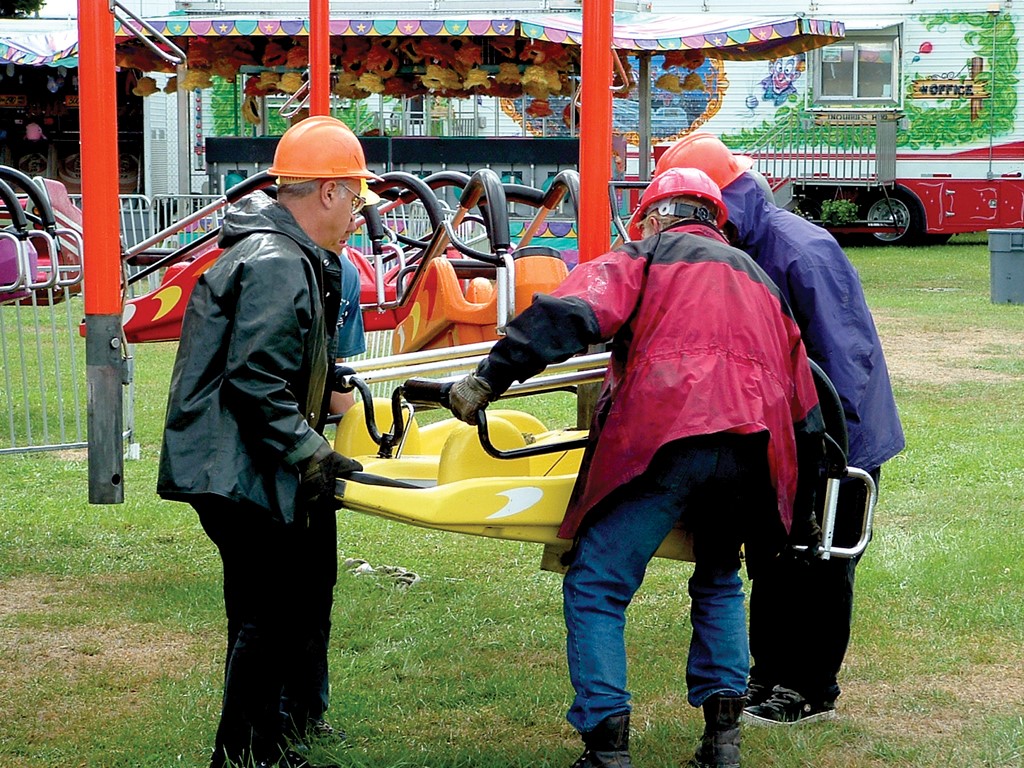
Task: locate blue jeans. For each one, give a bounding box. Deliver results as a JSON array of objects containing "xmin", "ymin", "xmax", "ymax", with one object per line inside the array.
[{"xmin": 563, "ymin": 434, "xmax": 776, "ymax": 733}]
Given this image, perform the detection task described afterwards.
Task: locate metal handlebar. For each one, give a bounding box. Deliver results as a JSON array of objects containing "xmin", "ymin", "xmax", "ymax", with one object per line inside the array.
[
  {"xmin": 0, "ymin": 167, "xmax": 57, "ymax": 231},
  {"xmin": 112, "ymin": 0, "xmax": 186, "ymax": 66},
  {"xmin": 52, "ymin": 227, "xmax": 85, "ymax": 287},
  {"xmin": 0, "ymin": 178, "xmax": 29, "ymax": 232},
  {"xmin": 23, "ymin": 231, "xmax": 59, "ymax": 290},
  {"xmin": 0, "ymin": 230, "xmax": 28, "ymax": 293},
  {"xmin": 278, "ymin": 78, "xmax": 310, "ymax": 119},
  {"xmin": 124, "ymin": 171, "xmax": 273, "ymax": 262},
  {"xmin": 453, "ymin": 168, "xmax": 512, "ymax": 254}
]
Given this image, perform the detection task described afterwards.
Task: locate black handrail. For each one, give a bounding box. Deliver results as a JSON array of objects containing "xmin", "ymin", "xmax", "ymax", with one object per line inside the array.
[{"xmin": 0, "ymin": 167, "xmax": 57, "ymax": 232}]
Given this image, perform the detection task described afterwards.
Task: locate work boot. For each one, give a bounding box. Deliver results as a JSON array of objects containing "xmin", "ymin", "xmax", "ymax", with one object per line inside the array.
[
  {"xmin": 570, "ymin": 713, "xmax": 633, "ymax": 768},
  {"xmin": 688, "ymin": 694, "xmax": 744, "ymax": 768}
]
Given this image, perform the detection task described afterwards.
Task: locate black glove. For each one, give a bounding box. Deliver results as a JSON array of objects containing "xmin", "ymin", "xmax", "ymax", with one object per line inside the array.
[
  {"xmin": 789, "ymin": 503, "xmax": 823, "ymax": 561},
  {"xmin": 298, "ymin": 441, "xmax": 362, "ymax": 509},
  {"xmin": 448, "ymin": 372, "xmax": 494, "ymax": 425},
  {"xmin": 788, "ymin": 432, "xmax": 825, "ymax": 560}
]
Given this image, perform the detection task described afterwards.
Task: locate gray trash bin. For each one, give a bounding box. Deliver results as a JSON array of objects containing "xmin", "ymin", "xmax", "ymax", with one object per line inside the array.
[{"xmin": 989, "ymin": 229, "xmax": 1024, "ymax": 304}]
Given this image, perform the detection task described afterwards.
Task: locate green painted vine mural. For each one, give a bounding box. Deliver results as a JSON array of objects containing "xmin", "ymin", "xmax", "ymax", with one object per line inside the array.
[
  {"xmin": 903, "ymin": 12, "xmax": 1017, "ymax": 149},
  {"xmin": 721, "ymin": 11, "xmax": 1018, "ymax": 152}
]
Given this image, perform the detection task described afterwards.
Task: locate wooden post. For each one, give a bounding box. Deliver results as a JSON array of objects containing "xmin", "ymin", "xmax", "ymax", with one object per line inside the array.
[{"xmin": 970, "ymin": 56, "xmax": 984, "ymax": 122}]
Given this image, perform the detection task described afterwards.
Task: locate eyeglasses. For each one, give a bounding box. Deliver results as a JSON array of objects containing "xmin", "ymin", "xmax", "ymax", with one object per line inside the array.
[{"xmin": 340, "ymin": 185, "xmax": 366, "ymax": 215}]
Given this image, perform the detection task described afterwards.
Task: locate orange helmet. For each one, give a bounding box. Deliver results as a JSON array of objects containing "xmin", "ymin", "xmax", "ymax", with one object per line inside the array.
[
  {"xmin": 269, "ymin": 116, "xmax": 381, "ymax": 181},
  {"xmin": 653, "ymin": 132, "xmax": 753, "ymax": 191},
  {"xmin": 627, "ymin": 167, "xmax": 728, "ymax": 239}
]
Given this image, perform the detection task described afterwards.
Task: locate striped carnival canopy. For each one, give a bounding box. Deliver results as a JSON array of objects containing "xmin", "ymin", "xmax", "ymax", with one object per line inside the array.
[
  {"xmin": 0, "ymin": 26, "xmax": 78, "ymax": 67},
  {"xmin": 518, "ymin": 14, "xmax": 845, "ymax": 61},
  {"xmin": 112, "ymin": 12, "xmax": 844, "ymax": 60}
]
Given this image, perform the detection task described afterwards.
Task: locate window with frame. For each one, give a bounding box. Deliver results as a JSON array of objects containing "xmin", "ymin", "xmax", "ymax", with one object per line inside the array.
[{"xmin": 812, "ymin": 29, "xmax": 901, "ymax": 106}]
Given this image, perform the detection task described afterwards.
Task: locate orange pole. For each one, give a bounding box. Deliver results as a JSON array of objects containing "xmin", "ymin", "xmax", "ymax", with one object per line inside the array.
[
  {"xmin": 309, "ymin": 0, "xmax": 330, "ymax": 115},
  {"xmin": 78, "ymin": 2, "xmax": 121, "ymax": 315},
  {"xmin": 79, "ymin": 1, "xmax": 125, "ymax": 503},
  {"xmin": 578, "ymin": 0, "xmax": 614, "ymax": 264}
]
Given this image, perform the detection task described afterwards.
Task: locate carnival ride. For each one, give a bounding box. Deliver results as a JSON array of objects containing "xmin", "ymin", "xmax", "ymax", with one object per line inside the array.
[
  {"xmin": 1, "ymin": 124, "xmax": 875, "ymax": 568},
  {"xmin": 0, "ymin": 166, "xmax": 84, "ymax": 306},
  {"xmin": 327, "ymin": 346, "xmax": 876, "ymax": 569},
  {"xmin": 116, "ymin": 164, "xmax": 579, "ymax": 350}
]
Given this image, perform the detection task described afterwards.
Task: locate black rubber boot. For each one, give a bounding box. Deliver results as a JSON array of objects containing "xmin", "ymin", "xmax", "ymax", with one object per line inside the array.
[
  {"xmin": 688, "ymin": 694, "xmax": 744, "ymax": 768},
  {"xmin": 570, "ymin": 713, "xmax": 633, "ymax": 768}
]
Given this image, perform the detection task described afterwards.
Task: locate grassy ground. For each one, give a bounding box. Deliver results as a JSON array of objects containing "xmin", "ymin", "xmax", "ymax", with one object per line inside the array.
[{"xmin": 1, "ymin": 233, "xmax": 1023, "ymax": 767}]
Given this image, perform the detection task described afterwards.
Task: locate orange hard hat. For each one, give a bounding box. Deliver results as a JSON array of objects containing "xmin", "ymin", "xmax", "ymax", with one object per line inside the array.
[
  {"xmin": 269, "ymin": 116, "xmax": 381, "ymax": 181},
  {"xmin": 626, "ymin": 167, "xmax": 728, "ymax": 239},
  {"xmin": 653, "ymin": 132, "xmax": 753, "ymax": 191}
]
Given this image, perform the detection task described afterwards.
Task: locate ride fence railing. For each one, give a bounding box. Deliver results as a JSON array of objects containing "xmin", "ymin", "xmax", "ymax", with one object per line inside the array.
[
  {"xmin": 70, "ymin": 193, "xmax": 225, "ymax": 296},
  {"xmin": 748, "ymin": 110, "xmax": 899, "ymax": 189},
  {"xmin": 0, "ymin": 192, "xmax": 218, "ymax": 456},
  {"xmin": 0, "ymin": 265, "xmax": 140, "ymax": 457}
]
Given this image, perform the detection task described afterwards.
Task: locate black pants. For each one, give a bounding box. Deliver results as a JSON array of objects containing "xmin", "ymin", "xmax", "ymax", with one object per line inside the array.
[
  {"xmin": 195, "ymin": 498, "xmax": 338, "ymax": 767},
  {"xmin": 748, "ymin": 469, "xmax": 880, "ymax": 704}
]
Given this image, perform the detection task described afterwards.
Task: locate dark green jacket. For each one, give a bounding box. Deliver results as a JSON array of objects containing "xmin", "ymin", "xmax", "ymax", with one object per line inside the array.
[{"xmin": 157, "ymin": 191, "xmax": 340, "ymax": 524}]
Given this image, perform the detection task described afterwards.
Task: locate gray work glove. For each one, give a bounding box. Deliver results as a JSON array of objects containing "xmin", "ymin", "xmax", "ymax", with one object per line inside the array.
[
  {"xmin": 298, "ymin": 441, "xmax": 362, "ymax": 509},
  {"xmin": 448, "ymin": 372, "xmax": 494, "ymax": 425}
]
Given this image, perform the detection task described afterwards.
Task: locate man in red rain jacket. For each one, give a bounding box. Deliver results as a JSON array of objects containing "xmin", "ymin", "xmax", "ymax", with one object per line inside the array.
[{"xmin": 446, "ymin": 168, "xmax": 825, "ymax": 768}]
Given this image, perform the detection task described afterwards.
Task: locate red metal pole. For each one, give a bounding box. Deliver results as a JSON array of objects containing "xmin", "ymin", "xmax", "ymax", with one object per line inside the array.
[
  {"xmin": 79, "ymin": 3, "xmax": 121, "ymax": 316},
  {"xmin": 578, "ymin": 0, "xmax": 614, "ymax": 264},
  {"xmin": 78, "ymin": 1, "xmax": 125, "ymax": 503},
  {"xmin": 309, "ymin": 0, "xmax": 330, "ymax": 115}
]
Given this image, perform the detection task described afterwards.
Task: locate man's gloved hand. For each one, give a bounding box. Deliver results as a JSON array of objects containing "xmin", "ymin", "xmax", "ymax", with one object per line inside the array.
[
  {"xmin": 790, "ymin": 432, "xmax": 825, "ymax": 560},
  {"xmin": 789, "ymin": 504, "xmax": 823, "ymax": 561},
  {"xmin": 448, "ymin": 372, "xmax": 494, "ymax": 425},
  {"xmin": 298, "ymin": 441, "xmax": 363, "ymax": 509}
]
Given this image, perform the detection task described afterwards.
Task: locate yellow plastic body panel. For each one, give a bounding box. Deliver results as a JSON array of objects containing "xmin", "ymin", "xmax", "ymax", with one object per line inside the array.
[{"xmin": 335, "ymin": 404, "xmax": 694, "ymax": 562}]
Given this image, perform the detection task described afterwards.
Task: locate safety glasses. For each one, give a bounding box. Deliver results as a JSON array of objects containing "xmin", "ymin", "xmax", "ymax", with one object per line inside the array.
[{"xmin": 341, "ymin": 184, "xmax": 366, "ymax": 215}]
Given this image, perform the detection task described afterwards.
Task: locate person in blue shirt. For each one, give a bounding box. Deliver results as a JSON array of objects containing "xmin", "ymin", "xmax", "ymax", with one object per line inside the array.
[
  {"xmin": 327, "ymin": 245, "xmax": 367, "ymax": 415},
  {"xmin": 655, "ymin": 132, "xmax": 905, "ymax": 726}
]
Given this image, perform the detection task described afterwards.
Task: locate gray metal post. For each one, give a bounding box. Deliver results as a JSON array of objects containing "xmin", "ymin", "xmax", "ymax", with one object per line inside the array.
[
  {"xmin": 639, "ymin": 52, "xmax": 652, "ymax": 181},
  {"xmin": 86, "ymin": 314, "xmax": 125, "ymax": 503},
  {"xmin": 177, "ymin": 64, "xmax": 191, "ymax": 194}
]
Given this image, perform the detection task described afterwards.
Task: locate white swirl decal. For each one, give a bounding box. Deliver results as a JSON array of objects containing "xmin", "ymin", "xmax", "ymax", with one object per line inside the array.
[{"xmin": 487, "ymin": 487, "xmax": 544, "ymax": 519}]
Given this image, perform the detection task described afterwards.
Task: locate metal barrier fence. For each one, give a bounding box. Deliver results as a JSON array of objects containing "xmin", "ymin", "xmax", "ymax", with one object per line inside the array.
[
  {"xmin": 0, "ymin": 191, "xmax": 181, "ymax": 456},
  {"xmin": 71, "ymin": 193, "xmax": 224, "ymax": 296},
  {"xmin": 1, "ymin": 284, "xmax": 89, "ymax": 455}
]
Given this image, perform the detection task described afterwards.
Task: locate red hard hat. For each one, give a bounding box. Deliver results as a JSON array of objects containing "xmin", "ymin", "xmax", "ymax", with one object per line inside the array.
[
  {"xmin": 627, "ymin": 167, "xmax": 728, "ymax": 239},
  {"xmin": 653, "ymin": 132, "xmax": 753, "ymax": 190}
]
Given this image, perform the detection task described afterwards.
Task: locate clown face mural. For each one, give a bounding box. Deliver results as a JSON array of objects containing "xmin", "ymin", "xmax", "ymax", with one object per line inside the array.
[{"xmin": 760, "ymin": 54, "xmax": 805, "ymax": 106}]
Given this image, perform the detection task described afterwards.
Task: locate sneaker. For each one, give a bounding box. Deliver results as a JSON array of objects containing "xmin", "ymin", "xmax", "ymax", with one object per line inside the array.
[
  {"xmin": 744, "ymin": 677, "xmax": 774, "ymax": 708},
  {"xmin": 309, "ymin": 719, "xmax": 344, "ymax": 740},
  {"xmin": 742, "ymin": 685, "xmax": 836, "ymax": 726}
]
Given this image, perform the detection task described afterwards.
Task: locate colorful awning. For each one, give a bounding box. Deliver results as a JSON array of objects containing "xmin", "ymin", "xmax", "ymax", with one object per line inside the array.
[
  {"xmin": 113, "ymin": 12, "xmax": 844, "ymax": 59},
  {"xmin": 114, "ymin": 16, "xmax": 522, "ymax": 39},
  {"xmin": 0, "ymin": 12, "xmax": 843, "ymax": 68},
  {"xmin": 0, "ymin": 26, "xmax": 78, "ymax": 67},
  {"xmin": 520, "ymin": 13, "xmax": 845, "ymax": 60}
]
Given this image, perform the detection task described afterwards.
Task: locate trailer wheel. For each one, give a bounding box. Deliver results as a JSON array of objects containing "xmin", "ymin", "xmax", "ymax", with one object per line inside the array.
[{"xmin": 865, "ymin": 189, "xmax": 924, "ymax": 245}]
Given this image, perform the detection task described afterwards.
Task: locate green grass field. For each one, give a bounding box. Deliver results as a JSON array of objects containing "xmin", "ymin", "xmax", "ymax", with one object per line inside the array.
[{"xmin": 1, "ymin": 234, "xmax": 1023, "ymax": 767}]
